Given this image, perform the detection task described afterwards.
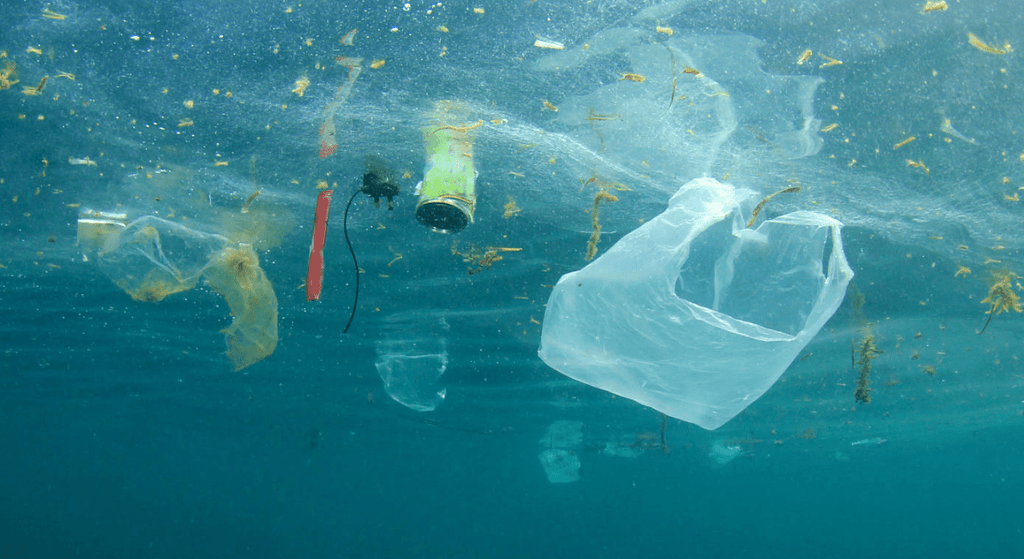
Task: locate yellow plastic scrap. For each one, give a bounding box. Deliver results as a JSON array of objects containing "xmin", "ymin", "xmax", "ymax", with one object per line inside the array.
[
  {"xmin": 204, "ymin": 244, "xmax": 279, "ymax": 370},
  {"xmin": 118, "ymin": 268, "xmax": 199, "ymax": 302}
]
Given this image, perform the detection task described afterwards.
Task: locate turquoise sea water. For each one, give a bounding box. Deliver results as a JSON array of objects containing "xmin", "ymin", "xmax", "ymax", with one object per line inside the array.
[{"xmin": 2, "ymin": 1, "xmax": 1023, "ymax": 556}]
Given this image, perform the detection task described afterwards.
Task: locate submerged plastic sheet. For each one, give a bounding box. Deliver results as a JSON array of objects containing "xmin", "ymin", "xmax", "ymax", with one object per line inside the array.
[
  {"xmin": 539, "ymin": 178, "xmax": 854, "ymax": 430},
  {"xmin": 538, "ymin": 421, "xmax": 583, "ymax": 484},
  {"xmin": 374, "ymin": 318, "xmax": 449, "ymax": 412}
]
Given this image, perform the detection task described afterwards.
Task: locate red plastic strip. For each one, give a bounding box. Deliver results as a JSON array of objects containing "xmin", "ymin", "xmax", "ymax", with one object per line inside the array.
[
  {"xmin": 306, "ymin": 190, "xmax": 334, "ymax": 301},
  {"xmin": 318, "ymin": 118, "xmax": 337, "ymax": 158}
]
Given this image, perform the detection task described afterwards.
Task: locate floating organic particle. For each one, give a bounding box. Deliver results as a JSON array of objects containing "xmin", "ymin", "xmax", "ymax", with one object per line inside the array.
[
  {"xmin": 585, "ymin": 110, "xmax": 621, "ymax": 121},
  {"xmin": 818, "ymin": 54, "xmax": 842, "ymax": 68},
  {"xmin": 854, "ymin": 331, "xmax": 880, "ymax": 404},
  {"xmin": 978, "ymin": 272, "xmax": 1022, "ymax": 333},
  {"xmin": 22, "ymin": 75, "xmax": 47, "ymax": 96},
  {"xmin": 370, "ymin": 59, "xmax": 386, "ymax": 69},
  {"xmin": 968, "ymin": 32, "xmax": 1010, "ymax": 54},
  {"xmin": 656, "ymin": 26, "xmax": 674, "ymax": 36},
  {"xmin": 0, "ymin": 61, "xmax": 18, "ymax": 90},
  {"xmin": 534, "ymin": 38, "xmax": 564, "ymax": 50},
  {"xmin": 940, "ymin": 117, "xmax": 976, "ymax": 144},
  {"xmin": 503, "ymin": 195, "xmax": 521, "ymax": 218},
  {"xmin": 292, "ymin": 75, "xmax": 310, "ymax": 96},
  {"xmin": 905, "ymin": 159, "xmax": 930, "ymax": 174},
  {"xmin": 306, "ymin": 190, "xmax": 334, "ymax": 301},
  {"xmin": 920, "ymin": 1, "xmax": 947, "ymax": 13},
  {"xmin": 893, "ymin": 136, "xmax": 916, "ymax": 149},
  {"xmin": 585, "ymin": 190, "xmax": 618, "ymax": 261},
  {"xmin": 620, "ymin": 73, "xmax": 645, "ymax": 82},
  {"xmin": 542, "ymin": 100, "xmax": 558, "ymax": 112},
  {"xmin": 746, "ymin": 186, "xmax": 800, "ymax": 228},
  {"xmin": 42, "ymin": 8, "xmax": 67, "ymax": 20}
]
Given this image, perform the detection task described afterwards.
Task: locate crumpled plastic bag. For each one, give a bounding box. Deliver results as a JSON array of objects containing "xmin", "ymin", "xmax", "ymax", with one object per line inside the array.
[
  {"xmin": 539, "ymin": 177, "xmax": 853, "ymax": 430},
  {"xmin": 81, "ymin": 215, "xmax": 279, "ymax": 371}
]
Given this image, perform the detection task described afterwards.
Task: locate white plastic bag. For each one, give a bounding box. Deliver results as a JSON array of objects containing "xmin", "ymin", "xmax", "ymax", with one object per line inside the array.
[{"xmin": 539, "ymin": 178, "xmax": 853, "ymax": 429}]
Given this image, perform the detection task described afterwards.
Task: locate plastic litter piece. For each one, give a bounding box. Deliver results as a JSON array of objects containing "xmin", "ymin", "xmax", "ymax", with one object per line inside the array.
[
  {"xmin": 319, "ymin": 57, "xmax": 363, "ymax": 159},
  {"xmin": 415, "ymin": 101, "xmax": 477, "ymax": 233},
  {"xmin": 539, "ymin": 420, "xmax": 584, "ymax": 448},
  {"xmin": 81, "ymin": 214, "xmax": 280, "ymax": 371},
  {"xmin": 306, "ymin": 190, "xmax": 333, "ymax": 301},
  {"xmin": 537, "ymin": 420, "xmax": 583, "ymax": 483},
  {"xmin": 374, "ymin": 352, "xmax": 448, "ymax": 411},
  {"xmin": 709, "ymin": 439, "xmax": 748, "ymax": 465},
  {"xmin": 374, "ymin": 321, "xmax": 449, "ymax": 411},
  {"xmin": 204, "ymin": 244, "xmax": 279, "ymax": 371},
  {"xmin": 89, "ymin": 215, "xmax": 228, "ymax": 302},
  {"xmin": 537, "ymin": 449, "xmax": 581, "ymax": 483},
  {"xmin": 539, "ymin": 177, "xmax": 854, "ymax": 430}
]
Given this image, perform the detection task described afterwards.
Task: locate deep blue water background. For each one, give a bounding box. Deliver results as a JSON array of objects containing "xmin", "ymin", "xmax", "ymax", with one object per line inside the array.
[{"xmin": 3, "ymin": 0, "xmax": 1024, "ymax": 557}]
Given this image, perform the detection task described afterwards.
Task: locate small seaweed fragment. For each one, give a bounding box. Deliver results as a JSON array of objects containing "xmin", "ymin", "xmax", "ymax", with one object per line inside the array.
[
  {"xmin": 978, "ymin": 272, "xmax": 1022, "ymax": 334},
  {"xmin": 42, "ymin": 8, "xmax": 67, "ymax": 20},
  {"xmin": 968, "ymin": 32, "xmax": 1010, "ymax": 55},
  {"xmin": 451, "ymin": 241, "xmax": 520, "ymax": 275},
  {"xmin": 854, "ymin": 330, "xmax": 881, "ymax": 404},
  {"xmin": 22, "ymin": 75, "xmax": 47, "ymax": 96},
  {"xmin": 291, "ymin": 75, "xmax": 310, "ymax": 96},
  {"xmin": 584, "ymin": 189, "xmax": 618, "ymax": 261},
  {"xmin": 746, "ymin": 186, "xmax": 800, "ymax": 227},
  {"xmin": 0, "ymin": 61, "xmax": 18, "ymax": 90},
  {"xmin": 503, "ymin": 195, "xmax": 521, "ymax": 218},
  {"xmin": 920, "ymin": 1, "xmax": 948, "ymax": 13}
]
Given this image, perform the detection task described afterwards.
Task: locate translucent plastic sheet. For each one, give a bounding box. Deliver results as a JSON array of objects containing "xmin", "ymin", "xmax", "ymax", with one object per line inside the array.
[
  {"xmin": 203, "ymin": 245, "xmax": 279, "ymax": 371},
  {"xmin": 91, "ymin": 216, "xmax": 228, "ymax": 303},
  {"xmin": 374, "ymin": 318, "xmax": 450, "ymax": 412},
  {"xmin": 534, "ymin": 32, "xmax": 825, "ymax": 187},
  {"xmin": 539, "ymin": 178, "xmax": 854, "ymax": 430},
  {"xmin": 538, "ymin": 421, "xmax": 583, "ymax": 483},
  {"xmin": 81, "ymin": 216, "xmax": 280, "ymax": 371}
]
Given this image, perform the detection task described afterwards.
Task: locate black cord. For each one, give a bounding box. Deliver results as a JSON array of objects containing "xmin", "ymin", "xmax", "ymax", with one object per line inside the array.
[{"xmin": 342, "ymin": 188, "xmax": 362, "ymax": 334}]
